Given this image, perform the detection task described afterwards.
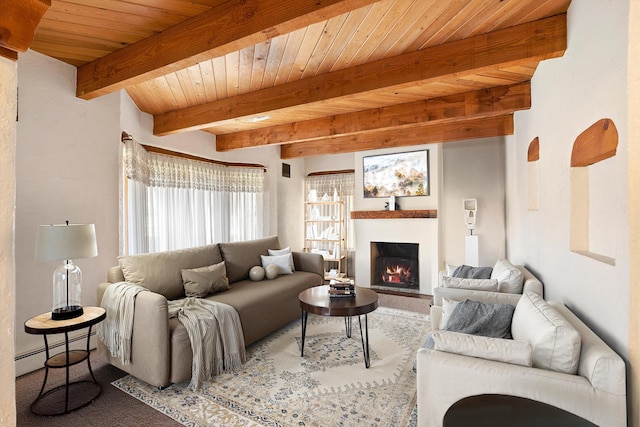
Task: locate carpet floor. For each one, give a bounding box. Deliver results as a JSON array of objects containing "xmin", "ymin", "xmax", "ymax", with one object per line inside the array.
[
  {"xmin": 112, "ymin": 306, "xmax": 428, "ymax": 426},
  {"xmin": 15, "ymin": 292, "xmax": 429, "ymax": 427}
]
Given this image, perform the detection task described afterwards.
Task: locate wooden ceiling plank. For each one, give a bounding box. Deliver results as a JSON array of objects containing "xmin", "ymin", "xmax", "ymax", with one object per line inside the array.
[
  {"xmin": 330, "ymin": 0, "xmax": 397, "ymax": 70},
  {"xmin": 42, "ymin": 5, "xmax": 174, "ymax": 34},
  {"xmin": 440, "ymin": 0, "xmax": 516, "ymax": 43},
  {"xmin": 250, "ymin": 40, "xmax": 271, "ymax": 90},
  {"xmin": 0, "ymin": 0, "xmax": 51, "ymax": 53},
  {"xmin": 313, "ymin": 7, "xmax": 372, "ymax": 76},
  {"xmin": 369, "ymin": 0, "xmax": 439, "ymax": 61},
  {"xmin": 238, "ymin": 45, "xmax": 255, "ymax": 94},
  {"xmin": 211, "ymin": 55, "xmax": 227, "ymax": 100},
  {"xmin": 225, "ymin": 51, "xmax": 241, "ymax": 98},
  {"xmin": 76, "ymin": 0, "xmax": 381, "ymax": 99},
  {"xmin": 53, "ymin": 0, "xmax": 204, "ymax": 21},
  {"xmin": 163, "ymin": 73, "xmax": 190, "ymax": 109},
  {"xmin": 198, "ymin": 60, "xmax": 217, "ymax": 103},
  {"xmin": 280, "ymin": 115, "xmax": 515, "ymax": 159},
  {"xmin": 300, "ymin": 13, "xmax": 350, "ymax": 79},
  {"xmin": 261, "ymin": 35, "xmax": 288, "ymax": 88},
  {"xmin": 346, "ymin": 0, "xmax": 412, "ymax": 66},
  {"xmin": 154, "ymin": 14, "xmax": 566, "ymax": 135},
  {"xmin": 285, "ymin": 21, "xmax": 326, "ymax": 83},
  {"xmin": 216, "ymin": 82, "xmax": 530, "ymax": 150},
  {"xmin": 273, "ymin": 30, "xmax": 305, "ymax": 86}
]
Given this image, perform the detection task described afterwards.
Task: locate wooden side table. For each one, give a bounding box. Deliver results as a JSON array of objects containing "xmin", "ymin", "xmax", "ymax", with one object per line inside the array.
[{"xmin": 24, "ymin": 306, "xmax": 106, "ymax": 416}]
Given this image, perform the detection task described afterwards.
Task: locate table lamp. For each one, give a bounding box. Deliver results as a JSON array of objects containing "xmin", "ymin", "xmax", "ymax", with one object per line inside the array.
[{"xmin": 35, "ymin": 221, "xmax": 98, "ymax": 320}]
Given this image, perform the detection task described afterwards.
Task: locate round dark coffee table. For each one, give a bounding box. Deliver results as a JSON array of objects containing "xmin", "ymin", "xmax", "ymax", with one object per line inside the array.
[{"xmin": 298, "ymin": 285, "xmax": 378, "ymax": 368}]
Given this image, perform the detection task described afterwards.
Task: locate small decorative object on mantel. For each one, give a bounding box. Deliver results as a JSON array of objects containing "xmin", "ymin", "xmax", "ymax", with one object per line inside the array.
[
  {"xmin": 384, "ymin": 199, "xmax": 400, "ymax": 211},
  {"xmin": 329, "ymin": 277, "xmax": 355, "ymax": 298}
]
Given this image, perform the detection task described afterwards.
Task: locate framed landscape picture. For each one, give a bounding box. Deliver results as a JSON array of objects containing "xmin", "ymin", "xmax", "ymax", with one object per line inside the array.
[{"xmin": 363, "ymin": 150, "xmax": 429, "ymax": 198}]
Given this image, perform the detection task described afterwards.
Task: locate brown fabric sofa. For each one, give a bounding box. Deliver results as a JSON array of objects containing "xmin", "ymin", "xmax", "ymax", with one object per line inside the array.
[{"xmin": 96, "ymin": 236, "xmax": 324, "ymax": 387}]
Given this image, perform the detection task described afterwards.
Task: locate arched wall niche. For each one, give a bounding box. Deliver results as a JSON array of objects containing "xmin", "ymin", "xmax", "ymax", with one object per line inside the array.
[
  {"xmin": 570, "ymin": 118, "xmax": 619, "ymax": 265},
  {"xmin": 528, "ymin": 137, "xmax": 540, "ymax": 211}
]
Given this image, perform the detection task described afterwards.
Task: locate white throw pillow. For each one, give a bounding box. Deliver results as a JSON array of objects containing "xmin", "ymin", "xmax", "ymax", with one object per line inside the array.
[
  {"xmin": 445, "ymin": 264, "xmax": 459, "ymax": 276},
  {"xmin": 490, "ymin": 259, "xmax": 524, "ymax": 293},
  {"xmin": 268, "ymin": 247, "xmax": 295, "ymax": 271},
  {"xmin": 261, "ymin": 254, "xmax": 293, "ymax": 275},
  {"xmin": 431, "ymin": 330, "xmax": 533, "ymax": 367},
  {"xmin": 440, "ymin": 298, "xmax": 461, "ymax": 329},
  {"xmin": 511, "ymin": 292, "xmax": 581, "ymax": 374},
  {"xmin": 441, "ymin": 277, "xmax": 499, "ymax": 292}
]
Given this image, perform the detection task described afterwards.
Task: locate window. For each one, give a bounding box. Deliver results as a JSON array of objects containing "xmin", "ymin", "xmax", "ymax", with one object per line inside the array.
[{"xmin": 123, "ymin": 137, "xmax": 264, "ymax": 254}]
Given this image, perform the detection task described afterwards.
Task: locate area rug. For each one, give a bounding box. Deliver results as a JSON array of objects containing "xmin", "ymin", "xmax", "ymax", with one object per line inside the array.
[{"xmin": 112, "ymin": 306, "xmax": 430, "ymax": 427}]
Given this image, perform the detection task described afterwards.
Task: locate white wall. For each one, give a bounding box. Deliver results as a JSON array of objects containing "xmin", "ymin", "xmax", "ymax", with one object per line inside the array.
[
  {"xmin": 0, "ymin": 56, "xmax": 17, "ymax": 427},
  {"xmin": 505, "ymin": 0, "xmax": 630, "ymax": 355},
  {"xmin": 442, "ymin": 137, "xmax": 506, "ymax": 267},
  {"xmin": 14, "ymin": 51, "xmax": 122, "ymax": 375}
]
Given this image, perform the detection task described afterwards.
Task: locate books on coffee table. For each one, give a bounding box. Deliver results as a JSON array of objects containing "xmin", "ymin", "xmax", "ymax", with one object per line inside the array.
[{"xmin": 329, "ymin": 278, "xmax": 355, "ymax": 298}]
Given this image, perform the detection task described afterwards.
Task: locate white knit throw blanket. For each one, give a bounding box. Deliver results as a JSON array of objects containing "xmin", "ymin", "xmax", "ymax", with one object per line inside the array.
[
  {"xmin": 97, "ymin": 282, "xmax": 147, "ymax": 365},
  {"xmin": 168, "ymin": 297, "xmax": 246, "ymax": 390}
]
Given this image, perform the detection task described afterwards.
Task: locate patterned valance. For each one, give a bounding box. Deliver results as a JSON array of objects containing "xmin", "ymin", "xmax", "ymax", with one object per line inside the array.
[{"xmin": 124, "ymin": 138, "xmax": 263, "ymax": 193}]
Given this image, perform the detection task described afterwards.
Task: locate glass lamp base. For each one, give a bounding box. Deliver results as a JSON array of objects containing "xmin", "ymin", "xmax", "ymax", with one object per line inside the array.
[{"xmin": 51, "ymin": 306, "xmax": 84, "ymax": 320}]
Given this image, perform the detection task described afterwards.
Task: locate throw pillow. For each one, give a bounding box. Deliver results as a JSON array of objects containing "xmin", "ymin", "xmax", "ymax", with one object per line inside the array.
[
  {"xmin": 444, "ymin": 299, "xmax": 516, "ymax": 339},
  {"xmin": 261, "ymin": 254, "xmax": 293, "ymax": 275},
  {"xmin": 268, "ymin": 247, "xmax": 295, "ymax": 272},
  {"xmin": 440, "ymin": 298, "xmax": 461, "ymax": 329},
  {"xmin": 490, "ymin": 259, "xmax": 524, "ymax": 293},
  {"xmin": 511, "ymin": 292, "xmax": 581, "ymax": 374},
  {"xmin": 429, "ymin": 330, "xmax": 533, "ymax": 367},
  {"xmin": 181, "ymin": 261, "xmax": 230, "ymax": 298},
  {"xmin": 441, "ymin": 277, "xmax": 499, "ymax": 292},
  {"xmin": 452, "ymin": 265, "xmax": 493, "ymax": 279}
]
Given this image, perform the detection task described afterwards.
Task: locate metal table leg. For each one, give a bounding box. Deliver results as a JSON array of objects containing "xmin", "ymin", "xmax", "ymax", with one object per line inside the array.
[
  {"xmin": 300, "ymin": 310, "xmax": 308, "ymax": 356},
  {"xmin": 358, "ymin": 314, "xmax": 371, "ymax": 368}
]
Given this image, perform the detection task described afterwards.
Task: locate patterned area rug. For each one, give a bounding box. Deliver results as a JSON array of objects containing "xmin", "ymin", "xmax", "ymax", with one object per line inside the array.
[{"xmin": 113, "ymin": 306, "xmax": 430, "ymax": 427}]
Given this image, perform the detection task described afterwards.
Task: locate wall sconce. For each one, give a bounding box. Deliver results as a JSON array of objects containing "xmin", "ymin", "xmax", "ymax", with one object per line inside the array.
[{"xmin": 35, "ymin": 221, "xmax": 98, "ymax": 320}]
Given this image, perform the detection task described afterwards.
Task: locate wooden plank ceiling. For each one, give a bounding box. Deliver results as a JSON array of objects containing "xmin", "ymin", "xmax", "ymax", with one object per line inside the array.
[{"xmin": 27, "ymin": 0, "xmax": 571, "ymax": 158}]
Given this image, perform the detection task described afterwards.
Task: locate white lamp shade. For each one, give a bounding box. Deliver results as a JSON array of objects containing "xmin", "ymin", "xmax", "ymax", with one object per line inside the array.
[{"xmin": 35, "ymin": 223, "xmax": 98, "ymax": 261}]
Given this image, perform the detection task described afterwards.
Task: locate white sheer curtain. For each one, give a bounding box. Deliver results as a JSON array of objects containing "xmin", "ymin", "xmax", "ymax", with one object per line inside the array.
[{"xmin": 124, "ymin": 138, "xmax": 264, "ymax": 254}]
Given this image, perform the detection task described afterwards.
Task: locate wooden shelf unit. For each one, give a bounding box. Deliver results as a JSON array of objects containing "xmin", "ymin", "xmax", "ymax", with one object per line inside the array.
[{"xmin": 305, "ymin": 201, "xmax": 346, "ymax": 278}]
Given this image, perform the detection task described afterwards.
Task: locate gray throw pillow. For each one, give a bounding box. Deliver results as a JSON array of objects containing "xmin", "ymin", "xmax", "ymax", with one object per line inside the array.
[
  {"xmin": 421, "ymin": 299, "xmax": 515, "ymax": 352},
  {"xmin": 452, "ymin": 265, "xmax": 493, "ymax": 279},
  {"xmin": 181, "ymin": 261, "xmax": 230, "ymax": 297}
]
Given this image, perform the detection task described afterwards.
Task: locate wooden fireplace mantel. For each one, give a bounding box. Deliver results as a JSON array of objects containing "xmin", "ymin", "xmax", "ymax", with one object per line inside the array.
[{"xmin": 350, "ymin": 210, "xmax": 437, "ymax": 219}]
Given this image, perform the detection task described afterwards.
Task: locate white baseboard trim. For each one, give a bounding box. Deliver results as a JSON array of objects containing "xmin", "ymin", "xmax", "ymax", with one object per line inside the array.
[{"xmin": 15, "ymin": 331, "xmax": 99, "ymax": 377}]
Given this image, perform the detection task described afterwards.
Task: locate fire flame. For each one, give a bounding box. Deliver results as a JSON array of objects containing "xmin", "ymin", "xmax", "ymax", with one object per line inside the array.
[{"xmin": 382, "ymin": 264, "xmax": 412, "ymax": 283}]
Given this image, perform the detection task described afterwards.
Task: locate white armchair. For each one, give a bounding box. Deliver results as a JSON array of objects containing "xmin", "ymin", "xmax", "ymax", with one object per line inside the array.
[{"xmin": 417, "ymin": 288, "xmax": 626, "ymax": 427}]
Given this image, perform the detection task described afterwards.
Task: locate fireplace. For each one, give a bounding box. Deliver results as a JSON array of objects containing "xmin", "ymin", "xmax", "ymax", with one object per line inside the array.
[{"xmin": 370, "ymin": 242, "xmax": 419, "ymax": 290}]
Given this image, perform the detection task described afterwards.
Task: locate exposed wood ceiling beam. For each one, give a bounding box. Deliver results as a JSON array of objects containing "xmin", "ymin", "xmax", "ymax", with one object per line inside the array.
[
  {"xmin": 0, "ymin": 0, "xmax": 50, "ymax": 60},
  {"xmin": 280, "ymin": 115, "xmax": 515, "ymax": 159},
  {"xmin": 216, "ymin": 82, "xmax": 531, "ymax": 151},
  {"xmin": 154, "ymin": 14, "xmax": 565, "ymax": 136},
  {"xmin": 76, "ymin": 0, "xmax": 379, "ymax": 100}
]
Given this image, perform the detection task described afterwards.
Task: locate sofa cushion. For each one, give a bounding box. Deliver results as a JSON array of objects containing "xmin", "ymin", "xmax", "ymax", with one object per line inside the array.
[
  {"xmin": 490, "ymin": 259, "xmax": 524, "ymax": 293},
  {"xmin": 181, "ymin": 261, "xmax": 230, "ymax": 297},
  {"xmin": 219, "ymin": 236, "xmax": 280, "ymax": 283},
  {"xmin": 118, "ymin": 244, "xmax": 223, "ymax": 300},
  {"xmin": 268, "ymin": 247, "xmax": 295, "ymax": 271},
  {"xmin": 261, "ymin": 254, "xmax": 293, "ymax": 275},
  {"xmin": 442, "ymin": 277, "xmax": 499, "ymax": 292},
  {"xmin": 430, "ymin": 330, "xmax": 533, "ymax": 367},
  {"xmin": 511, "ymin": 292, "xmax": 581, "ymax": 374}
]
